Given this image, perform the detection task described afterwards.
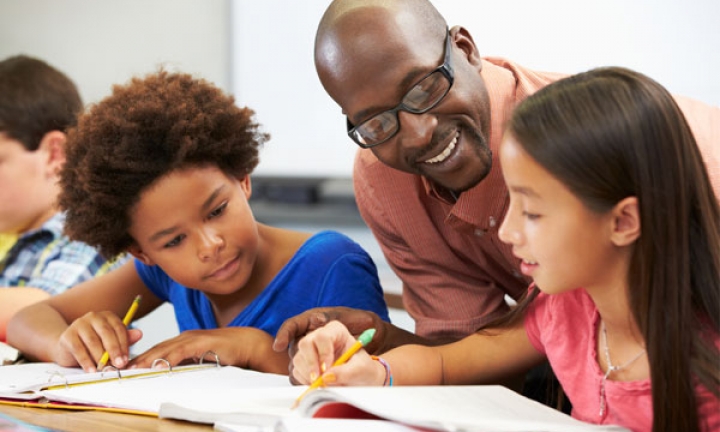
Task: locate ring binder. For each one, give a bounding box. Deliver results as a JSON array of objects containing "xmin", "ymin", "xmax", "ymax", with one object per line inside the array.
[
  {"xmin": 100, "ymin": 365, "xmax": 122, "ymax": 381},
  {"xmin": 151, "ymin": 358, "xmax": 172, "ymax": 373},
  {"xmin": 1, "ymin": 362, "xmax": 293, "ymax": 419},
  {"xmin": 46, "ymin": 371, "xmax": 69, "ymax": 389},
  {"xmin": 1, "ymin": 356, "xmax": 231, "ymax": 399},
  {"xmin": 199, "ymin": 351, "xmax": 221, "ymax": 367}
]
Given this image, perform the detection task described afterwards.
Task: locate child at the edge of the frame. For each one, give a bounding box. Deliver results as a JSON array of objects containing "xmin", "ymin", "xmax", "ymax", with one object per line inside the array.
[
  {"xmin": 7, "ymin": 70, "xmax": 390, "ymax": 375},
  {"xmin": 0, "ymin": 55, "xmax": 128, "ymax": 342},
  {"xmin": 290, "ymin": 67, "xmax": 720, "ymax": 432}
]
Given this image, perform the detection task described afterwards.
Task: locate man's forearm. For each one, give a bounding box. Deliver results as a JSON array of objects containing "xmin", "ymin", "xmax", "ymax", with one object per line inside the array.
[{"xmin": 377, "ymin": 320, "xmax": 458, "ymax": 354}]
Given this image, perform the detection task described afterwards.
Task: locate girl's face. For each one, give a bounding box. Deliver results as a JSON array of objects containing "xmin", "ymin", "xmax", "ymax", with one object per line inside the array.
[
  {"xmin": 498, "ymin": 134, "xmax": 624, "ymax": 295},
  {"xmin": 127, "ymin": 166, "xmax": 259, "ymax": 295}
]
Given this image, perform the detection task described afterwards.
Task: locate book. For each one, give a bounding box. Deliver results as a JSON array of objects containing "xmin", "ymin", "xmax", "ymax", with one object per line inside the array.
[
  {"xmin": 291, "ymin": 385, "xmax": 630, "ymax": 432},
  {"xmin": 215, "ymin": 418, "xmax": 427, "ymax": 432},
  {"xmin": 162, "ymin": 385, "xmax": 630, "ymax": 432}
]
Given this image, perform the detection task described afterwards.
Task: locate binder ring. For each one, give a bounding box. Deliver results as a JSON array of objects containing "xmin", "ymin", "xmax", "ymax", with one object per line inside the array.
[
  {"xmin": 46, "ymin": 371, "xmax": 69, "ymax": 389},
  {"xmin": 199, "ymin": 351, "xmax": 221, "ymax": 367},
  {"xmin": 100, "ymin": 365, "xmax": 122, "ymax": 380},
  {"xmin": 151, "ymin": 358, "xmax": 173, "ymax": 374}
]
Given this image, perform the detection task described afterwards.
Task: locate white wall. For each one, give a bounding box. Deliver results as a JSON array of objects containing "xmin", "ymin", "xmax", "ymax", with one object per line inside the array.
[
  {"xmin": 1, "ymin": 0, "xmax": 718, "ymax": 178},
  {"xmin": 232, "ymin": 0, "xmax": 720, "ymax": 178},
  {"xmin": 0, "ymin": 0, "xmax": 231, "ymax": 106}
]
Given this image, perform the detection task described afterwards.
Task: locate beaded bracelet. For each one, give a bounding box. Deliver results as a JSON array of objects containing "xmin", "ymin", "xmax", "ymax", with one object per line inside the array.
[{"xmin": 370, "ymin": 355, "xmax": 394, "ymax": 386}]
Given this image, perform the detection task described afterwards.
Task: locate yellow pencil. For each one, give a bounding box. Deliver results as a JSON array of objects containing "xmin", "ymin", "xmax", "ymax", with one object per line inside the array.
[
  {"xmin": 292, "ymin": 327, "xmax": 376, "ymax": 408},
  {"xmin": 96, "ymin": 295, "xmax": 142, "ymax": 370}
]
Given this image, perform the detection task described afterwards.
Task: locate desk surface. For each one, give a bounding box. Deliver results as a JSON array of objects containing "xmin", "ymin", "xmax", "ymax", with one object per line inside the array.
[{"xmin": 0, "ymin": 404, "xmax": 213, "ymax": 432}]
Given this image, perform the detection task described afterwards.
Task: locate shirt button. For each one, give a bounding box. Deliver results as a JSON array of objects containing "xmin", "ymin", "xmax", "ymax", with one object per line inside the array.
[
  {"xmin": 488, "ymin": 216, "xmax": 497, "ymax": 227},
  {"xmin": 474, "ymin": 228, "xmax": 485, "ymax": 237}
]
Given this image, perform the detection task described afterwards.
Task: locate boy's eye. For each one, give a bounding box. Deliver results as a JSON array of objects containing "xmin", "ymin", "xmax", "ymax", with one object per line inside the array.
[
  {"xmin": 164, "ymin": 234, "xmax": 185, "ymax": 248},
  {"xmin": 209, "ymin": 202, "xmax": 228, "ymax": 219},
  {"xmin": 522, "ymin": 211, "xmax": 541, "ymax": 221}
]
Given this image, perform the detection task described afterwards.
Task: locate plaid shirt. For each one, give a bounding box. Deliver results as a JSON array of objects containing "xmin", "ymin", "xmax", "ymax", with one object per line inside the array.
[{"xmin": 0, "ymin": 213, "xmax": 127, "ymax": 295}]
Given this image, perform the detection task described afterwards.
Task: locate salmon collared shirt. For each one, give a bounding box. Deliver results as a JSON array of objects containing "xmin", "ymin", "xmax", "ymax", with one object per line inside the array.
[{"xmin": 354, "ymin": 57, "xmax": 720, "ymax": 340}]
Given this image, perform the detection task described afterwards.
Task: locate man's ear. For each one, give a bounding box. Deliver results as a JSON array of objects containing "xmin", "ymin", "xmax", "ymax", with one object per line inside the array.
[
  {"xmin": 127, "ymin": 244, "xmax": 154, "ymax": 266},
  {"xmin": 451, "ymin": 25, "xmax": 482, "ymax": 68},
  {"xmin": 610, "ymin": 196, "xmax": 640, "ymax": 246},
  {"xmin": 37, "ymin": 131, "xmax": 67, "ymax": 177}
]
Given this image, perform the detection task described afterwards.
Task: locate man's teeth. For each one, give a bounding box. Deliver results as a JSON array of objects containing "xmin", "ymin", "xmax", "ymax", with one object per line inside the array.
[{"xmin": 425, "ymin": 133, "xmax": 458, "ymax": 164}]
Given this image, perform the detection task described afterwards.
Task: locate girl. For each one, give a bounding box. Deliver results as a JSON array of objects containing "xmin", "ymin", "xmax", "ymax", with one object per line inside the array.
[
  {"xmin": 7, "ymin": 70, "xmax": 390, "ymax": 375},
  {"xmin": 289, "ymin": 67, "xmax": 719, "ymax": 432}
]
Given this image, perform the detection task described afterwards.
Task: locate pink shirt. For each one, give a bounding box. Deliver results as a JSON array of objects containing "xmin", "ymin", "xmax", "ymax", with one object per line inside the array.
[
  {"xmin": 524, "ymin": 289, "xmax": 719, "ymax": 432},
  {"xmin": 354, "ymin": 57, "xmax": 720, "ymax": 340}
]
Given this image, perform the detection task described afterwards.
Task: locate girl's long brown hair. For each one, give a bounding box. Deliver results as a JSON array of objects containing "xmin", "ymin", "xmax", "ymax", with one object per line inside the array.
[{"xmin": 496, "ymin": 67, "xmax": 719, "ymax": 432}]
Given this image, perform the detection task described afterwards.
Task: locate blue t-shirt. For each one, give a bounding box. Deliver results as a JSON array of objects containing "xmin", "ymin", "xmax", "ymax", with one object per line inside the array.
[{"xmin": 135, "ymin": 230, "xmax": 390, "ymax": 336}]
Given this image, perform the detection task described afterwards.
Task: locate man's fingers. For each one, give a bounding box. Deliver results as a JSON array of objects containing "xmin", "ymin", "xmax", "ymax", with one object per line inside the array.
[
  {"xmin": 273, "ymin": 310, "xmax": 332, "ymax": 352},
  {"xmin": 308, "ymin": 310, "xmax": 332, "ymax": 329}
]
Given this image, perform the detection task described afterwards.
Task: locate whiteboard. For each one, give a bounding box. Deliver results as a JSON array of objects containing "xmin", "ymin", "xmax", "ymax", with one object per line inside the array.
[{"xmin": 231, "ymin": 0, "xmax": 720, "ymax": 178}]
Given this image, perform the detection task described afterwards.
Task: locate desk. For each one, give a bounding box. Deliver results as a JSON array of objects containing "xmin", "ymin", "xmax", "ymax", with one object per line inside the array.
[{"xmin": 0, "ymin": 404, "xmax": 212, "ymax": 431}]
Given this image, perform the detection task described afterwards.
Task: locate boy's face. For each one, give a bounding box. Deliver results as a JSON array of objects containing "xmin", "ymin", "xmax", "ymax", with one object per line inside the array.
[
  {"xmin": 127, "ymin": 166, "xmax": 260, "ymax": 296},
  {"xmin": 0, "ymin": 133, "xmax": 60, "ymax": 234}
]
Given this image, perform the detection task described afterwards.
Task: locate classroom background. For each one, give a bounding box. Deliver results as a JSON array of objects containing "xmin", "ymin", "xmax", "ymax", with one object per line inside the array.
[{"xmin": 1, "ymin": 0, "xmax": 718, "ymax": 352}]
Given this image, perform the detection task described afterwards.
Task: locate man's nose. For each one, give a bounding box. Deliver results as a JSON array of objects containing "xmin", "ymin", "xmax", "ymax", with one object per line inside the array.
[{"xmin": 395, "ymin": 110, "xmax": 437, "ymax": 149}]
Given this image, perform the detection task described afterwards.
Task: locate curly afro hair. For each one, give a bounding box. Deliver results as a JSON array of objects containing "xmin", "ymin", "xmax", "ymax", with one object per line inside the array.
[{"xmin": 59, "ymin": 70, "xmax": 269, "ymax": 258}]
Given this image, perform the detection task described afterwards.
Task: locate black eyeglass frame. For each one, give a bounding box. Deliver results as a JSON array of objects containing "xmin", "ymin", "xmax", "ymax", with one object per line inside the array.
[{"xmin": 346, "ymin": 28, "xmax": 455, "ymax": 149}]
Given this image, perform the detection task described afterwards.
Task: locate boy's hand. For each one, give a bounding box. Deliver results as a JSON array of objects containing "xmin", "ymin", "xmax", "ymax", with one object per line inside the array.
[
  {"xmin": 127, "ymin": 327, "xmax": 289, "ymax": 375},
  {"xmin": 53, "ymin": 311, "xmax": 142, "ymax": 372}
]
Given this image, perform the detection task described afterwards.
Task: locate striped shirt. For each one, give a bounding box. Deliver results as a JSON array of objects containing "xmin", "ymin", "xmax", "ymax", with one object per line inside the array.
[
  {"xmin": 355, "ymin": 57, "xmax": 720, "ymax": 340},
  {"xmin": 0, "ymin": 212, "xmax": 127, "ymax": 295}
]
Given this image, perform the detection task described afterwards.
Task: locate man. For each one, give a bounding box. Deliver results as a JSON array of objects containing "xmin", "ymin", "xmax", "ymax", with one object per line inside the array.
[{"xmin": 274, "ymin": 0, "xmax": 720, "ymax": 356}]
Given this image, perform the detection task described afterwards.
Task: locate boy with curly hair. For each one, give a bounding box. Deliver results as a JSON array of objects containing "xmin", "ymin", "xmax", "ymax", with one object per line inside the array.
[
  {"xmin": 8, "ymin": 70, "xmax": 390, "ymax": 374},
  {"xmin": 0, "ymin": 55, "xmax": 126, "ymax": 341}
]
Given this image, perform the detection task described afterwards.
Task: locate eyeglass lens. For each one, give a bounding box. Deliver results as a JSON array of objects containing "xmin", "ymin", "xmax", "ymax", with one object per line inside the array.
[
  {"xmin": 352, "ymin": 71, "xmax": 450, "ymax": 147},
  {"xmin": 349, "ymin": 29, "xmax": 453, "ymax": 148}
]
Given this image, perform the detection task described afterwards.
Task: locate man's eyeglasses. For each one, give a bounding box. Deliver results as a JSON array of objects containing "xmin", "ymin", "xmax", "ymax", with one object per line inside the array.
[{"xmin": 346, "ymin": 29, "xmax": 454, "ymax": 149}]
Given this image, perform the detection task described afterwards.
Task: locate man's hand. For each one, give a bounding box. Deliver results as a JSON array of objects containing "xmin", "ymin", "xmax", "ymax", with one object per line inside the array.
[
  {"xmin": 273, "ymin": 307, "xmax": 387, "ymax": 354},
  {"xmin": 273, "ymin": 307, "xmax": 390, "ymax": 381}
]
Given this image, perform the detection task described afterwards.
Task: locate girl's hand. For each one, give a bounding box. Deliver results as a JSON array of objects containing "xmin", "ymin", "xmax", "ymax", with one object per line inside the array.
[
  {"xmin": 53, "ymin": 311, "xmax": 143, "ymax": 372},
  {"xmin": 291, "ymin": 320, "xmax": 386, "ymax": 386},
  {"xmin": 127, "ymin": 327, "xmax": 289, "ymax": 375}
]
